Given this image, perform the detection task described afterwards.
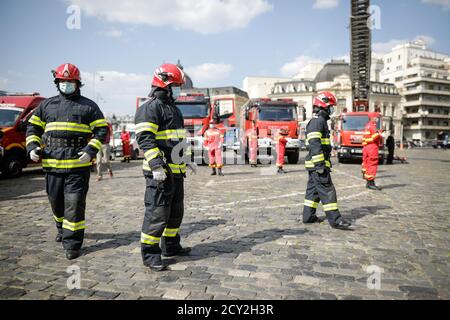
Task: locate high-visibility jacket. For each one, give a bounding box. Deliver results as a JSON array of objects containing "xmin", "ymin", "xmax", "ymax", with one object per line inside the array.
[
  {"xmin": 305, "ymin": 114, "xmax": 332, "ymax": 171},
  {"xmin": 362, "ymin": 121, "xmax": 381, "ymax": 146},
  {"xmin": 362, "ymin": 121, "xmax": 381, "ymax": 181},
  {"xmin": 135, "ymin": 88, "xmax": 187, "ymax": 176},
  {"xmin": 26, "ymin": 92, "xmax": 108, "ymax": 173},
  {"xmin": 204, "ymin": 128, "xmax": 224, "ymax": 150}
]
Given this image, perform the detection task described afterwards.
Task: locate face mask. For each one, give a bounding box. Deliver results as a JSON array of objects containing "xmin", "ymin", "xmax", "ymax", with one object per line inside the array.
[
  {"xmin": 172, "ymin": 86, "xmax": 181, "ymax": 99},
  {"xmin": 328, "ymin": 106, "xmax": 335, "ymax": 116},
  {"xmin": 59, "ymin": 82, "xmax": 77, "ymax": 95}
]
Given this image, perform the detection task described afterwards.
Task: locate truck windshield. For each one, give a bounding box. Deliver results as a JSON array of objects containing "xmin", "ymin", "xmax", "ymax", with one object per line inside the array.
[
  {"xmin": 258, "ymin": 106, "xmax": 297, "ymax": 121},
  {"xmin": 0, "ymin": 108, "xmax": 22, "ymax": 127},
  {"xmin": 342, "ymin": 115, "xmax": 381, "ymax": 131},
  {"xmin": 177, "ymin": 103, "xmax": 209, "ymax": 119}
]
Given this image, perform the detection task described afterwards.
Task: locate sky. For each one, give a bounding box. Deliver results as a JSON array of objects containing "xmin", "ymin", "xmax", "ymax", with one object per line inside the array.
[{"xmin": 1, "ymin": 0, "xmax": 449, "ymax": 116}]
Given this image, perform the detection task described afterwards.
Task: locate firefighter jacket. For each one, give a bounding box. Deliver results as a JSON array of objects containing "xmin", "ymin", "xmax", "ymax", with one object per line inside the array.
[
  {"xmin": 135, "ymin": 88, "xmax": 187, "ymax": 176},
  {"xmin": 204, "ymin": 128, "xmax": 224, "ymax": 150},
  {"xmin": 26, "ymin": 92, "xmax": 108, "ymax": 173},
  {"xmin": 362, "ymin": 122, "xmax": 381, "ymax": 146},
  {"xmin": 305, "ymin": 113, "xmax": 332, "ymax": 171}
]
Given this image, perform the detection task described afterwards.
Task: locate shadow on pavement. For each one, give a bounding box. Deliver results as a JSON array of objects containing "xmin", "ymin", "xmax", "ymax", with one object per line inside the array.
[
  {"xmin": 82, "ymin": 218, "xmax": 228, "ymax": 256},
  {"xmin": 380, "ymin": 184, "xmax": 408, "ymax": 190},
  {"xmin": 344, "ymin": 205, "xmax": 391, "ymax": 222}
]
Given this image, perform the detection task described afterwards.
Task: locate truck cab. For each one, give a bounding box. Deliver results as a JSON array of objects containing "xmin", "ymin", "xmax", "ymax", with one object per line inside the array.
[
  {"xmin": 333, "ymin": 112, "xmax": 386, "ymax": 163},
  {"xmin": 240, "ymin": 98, "xmax": 301, "ymax": 164},
  {"xmin": 0, "ymin": 93, "xmax": 45, "ymax": 178}
]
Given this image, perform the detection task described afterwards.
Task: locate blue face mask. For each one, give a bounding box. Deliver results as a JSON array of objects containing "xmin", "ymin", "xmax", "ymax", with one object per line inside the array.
[
  {"xmin": 172, "ymin": 86, "xmax": 181, "ymax": 99},
  {"xmin": 59, "ymin": 82, "xmax": 77, "ymax": 95}
]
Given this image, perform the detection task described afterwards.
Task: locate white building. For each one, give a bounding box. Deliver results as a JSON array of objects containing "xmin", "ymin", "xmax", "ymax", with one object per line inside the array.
[
  {"xmin": 243, "ymin": 76, "xmax": 290, "ymax": 99},
  {"xmin": 380, "ymin": 41, "xmax": 450, "ymax": 142}
]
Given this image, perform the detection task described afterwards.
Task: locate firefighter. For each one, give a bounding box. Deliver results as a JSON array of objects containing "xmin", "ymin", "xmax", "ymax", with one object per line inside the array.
[
  {"xmin": 249, "ymin": 121, "xmax": 258, "ymax": 168},
  {"xmin": 135, "ymin": 63, "xmax": 197, "ymax": 271},
  {"xmin": 204, "ymin": 121, "xmax": 224, "ymax": 176},
  {"xmin": 386, "ymin": 132, "xmax": 395, "ymax": 165},
  {"xmin": 275, "ymin": 129, "xmax": 288, "ymax": 174},
  {"xmin": 362, "ymin": 116, "xmax": 382, "ymax": 190},
  {"xmin": 302, "ymin": 91, "xmax": 351, "ymax": 230},
  {"xmin": 121, "ymin": 126, "xmax": 131, "ymax": 163},
  {"xmin": 26, "ymin": 63, "xmax": 108, "ymax": 260}
]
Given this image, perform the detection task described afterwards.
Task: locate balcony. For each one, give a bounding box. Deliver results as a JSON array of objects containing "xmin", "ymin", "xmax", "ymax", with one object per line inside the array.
[
  {"xmin": 403, "ymin": 76, "xmax": 450, "ymax": 85},
  {"xmin": 403, "ymin": 88, "xmax": 450, "ymax": 96},
  {"xmin": 404, "ymin": 113, "xmax": 450, "ymax": 120},
  {"xmin": 403, "ymin": 99, "xmax": 450, "ymax": 107},
  {"xmin": 404, "ymin": 124, "xmax": 450, "ymax": 131}
]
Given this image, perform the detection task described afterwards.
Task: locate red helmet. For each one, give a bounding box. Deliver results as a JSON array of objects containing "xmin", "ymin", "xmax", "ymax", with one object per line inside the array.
[
  {"xmin": 52, "ymin": 63, "xmax": 81, "ymax": 81},
  {"xmin": 313, "ymin": 91, "xmax": 337, "ymax": 109},
  {"xmin": 152, "ymin": 63, "xmax": 185, "ymax": 88}
]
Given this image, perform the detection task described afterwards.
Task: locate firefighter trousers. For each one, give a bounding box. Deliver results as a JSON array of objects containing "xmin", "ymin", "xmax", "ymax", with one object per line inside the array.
[
  {"xmin": 208, "ymin": 147, "xmax": 223, "ymax": 168},
  {"xmin": 46, "ymin": 171, "xmax": 90, "ymax": 251},
  {"xmin": 362, "ymin": 144, "xmax": 379, "ymax": 181},
  {"xmin": 141, "ymin": 175, "xmax": 184, "ymax": 265},
  {"xmin": 302, "ymin": 170, "xmax": 343, "ymax": 226}
]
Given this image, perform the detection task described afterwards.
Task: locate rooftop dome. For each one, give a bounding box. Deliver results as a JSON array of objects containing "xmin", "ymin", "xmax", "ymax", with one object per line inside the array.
[{"xmin": 314, "ymin": 60, "xmax": 350, "ymax": 83}]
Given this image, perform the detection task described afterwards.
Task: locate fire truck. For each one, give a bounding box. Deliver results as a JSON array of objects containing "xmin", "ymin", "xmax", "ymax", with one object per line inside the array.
[
  {"xmin": 333, "ymin": 0, "xmax": 387, "ymax": 163},
  {"xmin": 0, "ymin": 93, "xmax": 45, "ymax": 178},
  {"xmin": 240, "ymin": 98, "xmax": 301, "ymax": 164}
]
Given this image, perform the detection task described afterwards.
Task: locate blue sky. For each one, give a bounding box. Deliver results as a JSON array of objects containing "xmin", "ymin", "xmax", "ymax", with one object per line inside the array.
[{"xmin": 1, "ymin": 0, "xmax": 449, "ymax": 116}]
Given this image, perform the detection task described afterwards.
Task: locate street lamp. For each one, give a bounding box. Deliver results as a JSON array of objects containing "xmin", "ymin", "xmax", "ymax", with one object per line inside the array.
[{"xmin": 92, "ymin": 72, "xmax": 104, "ymax": 103}]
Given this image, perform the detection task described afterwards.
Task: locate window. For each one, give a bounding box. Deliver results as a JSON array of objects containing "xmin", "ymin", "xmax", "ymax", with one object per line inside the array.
[{"xmin": 428, "ymin": 120, "xmax": 434, "ymax": 125}]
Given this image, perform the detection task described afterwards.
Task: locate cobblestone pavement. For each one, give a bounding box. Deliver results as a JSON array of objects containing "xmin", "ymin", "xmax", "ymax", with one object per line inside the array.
[{"xmin": 0, "ymin": 149, "xmax": 449, "ymax": 300}]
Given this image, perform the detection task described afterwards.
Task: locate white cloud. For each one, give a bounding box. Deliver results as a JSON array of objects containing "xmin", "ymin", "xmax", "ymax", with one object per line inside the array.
[
  {"xmin": 373, "ymin": 35, "xmax": 436, "ymax": 55},
  {"xmin": 185, "ymin": 63, "xmax": 233, "ymax": 86},
  {"xmin": 422, "ymin": 0, "xmax": 450, "ymax": 10},
  {"xmin": 0, "ymin": 77, "xmax": 9, "ymax": 89},
  {"xmin": 313, "ymin": 0, "xmax": 339, "ymax": 9},
  {"xmin": 97, "ymin": 29, "xmax": 123, "ymax": 38},
  {"xmin": 67, "ymin": 0, "xmax": 273, "ymax": 34},
  {"xmin": 280, "ymin": 56, "xmax": 322, "ymax": 77}
]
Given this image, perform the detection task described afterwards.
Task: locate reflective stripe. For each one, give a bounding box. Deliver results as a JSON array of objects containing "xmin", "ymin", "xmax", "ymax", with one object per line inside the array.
[
  {"xmin": 325, "ymin": 160, "xmax": 331, "ymax": 168},
  {"xmin": 371, "ymin": 133, "xmax": 380, "ymax": 139},
  {"xmin": 26, "ymin": 135, "xmax": 42, "ymax": 146},
  {"xmin": 323, "ymin": 203, "xmax": 339, "ymax": 211},
  {"xmin": 42, "ymin": 159, "xmax": 92, "ymax": 169},
  {"xmin": 53, "ymin": 215, "xmax": 64, "ymax": 223},
  {"xmin": 141, "ymin": 232, "xmax": 160, "ymax": 245},
  {"xmin": 63, "ymin": 219, "xmax": 86, "ymax": 231},
  {"xmin": 45, "ymin": 122, "xmax": 92, "ymax": 133},
  {"xmin": 321, "ymin": 138, "xmax": 331, "ymax": 145},
  {"xmin": 136, "ymin": 122, "xmax": 159, "ymax": 135},
  {"xmin": 304, "ymin": 199, "xmax": 319, "ymax": 209},
  {"xmin": 156, "ymin": 129, "xmax": 186, "ymax": 140},
  {"xmin": 88, "ymin": 139, "xmax": 102, "ymax": 151},
  {"xmin": 89, "ymin": 119, "xmax": 108, "ymax": 129},
  {"xmin": 307, "ymin": 132, "xmax": 322, "ymax": 141},
  {"xmin": 142, "ymin": 162, "xmax": 187, "ymax": 174},
  {"xmin": 162, "ymin": 228, "xmax": 179, "ymax": 237},
  {"xmin": 312, "ymin": 154, "xmax": 325, "ymax": 163},
  {"xmin": 305, "ymin": 160, "xmax": 331, "ymax": 169},
  {"xmin": 144, "ymin": 148, "xmax": 161, "ymax": 161},
  {"xmin": 29, "ymin": 115, "xmax": 46, "ymax": 129}
]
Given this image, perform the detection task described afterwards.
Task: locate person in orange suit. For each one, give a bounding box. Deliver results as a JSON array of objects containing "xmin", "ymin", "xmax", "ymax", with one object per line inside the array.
[
  {"xmin": 121, "ymin": 127, "xmax": 132, "ymax": 163},
  {"xmin": 275, "ymin": 129, "xmax": 289, "ymax": 174},
  {"xmin": 249, "ymin": 121, "xmax": 258, "ymax": 168},
  {"xmin": 204, "ymin": 121, "xmax": 224, "ymax": 176},
  {"xmin": 362, "ymin": 117, "xmax": 382, "ymax": 190}
]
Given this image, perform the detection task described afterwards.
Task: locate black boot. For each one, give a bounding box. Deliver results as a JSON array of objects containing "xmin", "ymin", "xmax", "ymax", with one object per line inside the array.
[
  {"xmin": 277, "ymin": 167, "xmax": 287, "ymax": 174},
  {"xmin": 331, "ymin": 219, "xmax": 352, "ymax": 230},
  {"xmin": 303, "ymin": 216, "xmax": 324, "ymax": 224},
  {"xmin": 366, "ymin": 180, "xmax": 381, "ymax": 191},
  {"xmin": 218, "ymin": 168, "xmax": 224, "ymax": 176},
  {"xmin": 211, "ymin": 168, "xmax": 217, "ymax": 176},
  {"xmin": 251, "ymin": 164, "xmax": 258, "ymax": 168},
  {"xmin": 66, "ymin": 250, "xmax": 80, "ymax": 260},
  {"xmin": 55, "ymin": 233, "xmax": 62, "ymax": 243},
  {"xmin": 144, "ymin": 254, "xmax": 167, "ymax": 272}
]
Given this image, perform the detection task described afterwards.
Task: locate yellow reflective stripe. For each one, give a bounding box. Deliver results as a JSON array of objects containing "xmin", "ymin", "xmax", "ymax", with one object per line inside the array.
[
  {"xmin": 371, "ymin": 133, "xmax": 380, "ymax": 139},
  {"xmin": 325, "ymin": 160, "xmax": 331, "ymax": 168},
  {"xmin": 53, "ymin": 215, "xmax": 64, "ymax": 223},
  {"xmin": 141, "ymin": 232, "xmax": 160, "ymax": 245},
  {"xmin": 42, "ymin": 159, "xmax": 92, "ymax": 169},
  {"xmin": 26, "ymin": 135, "xmax": 42, "ymax": 146},
  {"xmin": 307, "ymin": 132, "xmax": 322, "ymax": 141},
  {"xmin": 62, "ymin": 219, "xmax": 86, "ymax": 231},
  {"xmin": 142, "ymin": 162, "xmax": 186, "ymax": 174},
  {"xmin": 89, "ymin": 119, "xmax": 108, "ymax": 129},
  {"xmin": 88, "ymin": 139, "xmax": 102, "ymax": 151},
  {"xmin": 321, "ymin": 138, "xmax": 331, "ymax": 145},
  {"xmin": 162, "ymin": 228, "xmax": 179, "ymax": 237},
  {"xmin": 305, "ymin": 160, "xmax": 314, "ymax": 168},
  {"xmin": 312, "ymin": 154, "xmax": 325, "ymax": 162},
  {"xmin": 29, "ymin": 115, "xmax": 46, "ymax": 129},
  {"xmin": 45, "ymin": 122, "xmax": 92, "ymax": 133},
  {"xmin": 136, "ymin": 122, "xmax": 159, "ymax": 135},
  {"xmin": 323, "ymin": 203, "xmax": 339, "ymax": 211},
  {"xmin": 304, "ymin": 200, "xmax": 319, "ymax": 209},
  {"xmin": 156, "ymin": 129, "xmax": 186, "ymax": 140},
  {"xmin": 144, "ymin": 148, "xmax": 161, "ymax": 161}
]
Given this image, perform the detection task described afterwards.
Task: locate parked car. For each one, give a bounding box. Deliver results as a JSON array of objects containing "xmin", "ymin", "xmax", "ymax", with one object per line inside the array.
[{"xmin": 110, "ymin": 130, "xmax": 143, "ymax": 160}]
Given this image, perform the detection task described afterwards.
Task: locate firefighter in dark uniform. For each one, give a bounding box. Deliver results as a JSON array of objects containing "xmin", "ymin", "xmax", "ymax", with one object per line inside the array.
[
  {"xmin": 301, "ymin": 91, "xmax": 351, "ymax": 230},
  {"xmin": 26, "ymin": 63, "xmax": 108, "ymax": 260},
  {"xmin": 135, "ymin": 63, "xmax": 197, "ymax": 271}
]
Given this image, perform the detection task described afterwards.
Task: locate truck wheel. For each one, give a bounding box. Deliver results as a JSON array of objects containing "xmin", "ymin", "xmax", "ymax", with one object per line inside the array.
[
  {"xmin": 337, "ymin": 156, "xmax": 344, "ymax": 164},
  {"xmin": 287, "ymin": 152, "xmax": 299, "ymax": 164},
  {"xmin": 1, "ymin": 155, "xmax": 23, "ymax": 178},
  {"xmin": 379, "ymin": 156, "xmax": 385, "ymax": 165}
]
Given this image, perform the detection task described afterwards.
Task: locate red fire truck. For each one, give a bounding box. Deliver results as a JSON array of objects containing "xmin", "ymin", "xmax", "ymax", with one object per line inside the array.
[
  {"xmin": 240, "ymin": 98, "xmax": 301, "ymax": 164},
  {"xmin": 0, "ymin": 93, "xmax": 45, "ymax": 178}
]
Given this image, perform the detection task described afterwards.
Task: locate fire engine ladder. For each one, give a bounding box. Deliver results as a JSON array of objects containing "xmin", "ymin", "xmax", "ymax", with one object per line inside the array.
[{"xmin": 350, "ymin": 0, "xmax": 372, "ymax": 112}]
